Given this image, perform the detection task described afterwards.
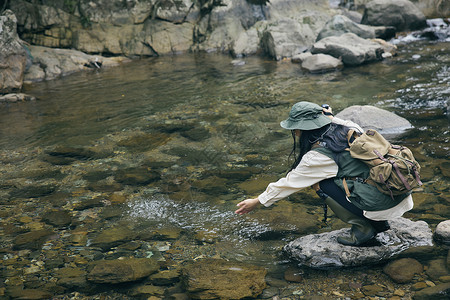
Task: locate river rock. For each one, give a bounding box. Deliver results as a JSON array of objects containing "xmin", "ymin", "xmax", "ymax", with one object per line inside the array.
[
  {"xmin": 24, "ymin": 46, "xmax": 128, "ymax": 82},
  {"xmin": 12, "ymin": 229, "xmax": 55, "ymax": 251},
  {"xmin": 361, "ymin": 0, "xmax": 427, "ymax": 32},
  {"xmin": 316, "ymin": 15, "xmax": 376, "ymax": 41},
  {"xmin": 182, "ymin": 258, "xmax": 267, "ymax": 299},
  {"xmin": 434, "ymin": 220, "xmax": 450, "ymax": 245},
  {"xmin": 7, "ymin": 289, "xmax": 52, "ymax": 300},
  {"xmin": 283, "ymin": 217, "xmax": 433, "ymax": 268},
  {"xmin": 383, "ymin": 258, "xmax": 423, "ymax": 283},
  {"xmin": 301, "ymin": 53, "xmax": 343, "ymax": 73},
  {"xmin": 0, "ymin": 93, "xmax": 36, "ymax": 102},
  {"xmin": 261, "ymin": 18, "xmax": 311, "ymax": 60},
  {"xmin": 335, "ymin": 105, "xmax": 412, "ymax": 139},
  {"xmin": 87, "ymin": 258, "xmax": 159, "ymax": 283},
  {"xmin": 311, "ymin": 32, "xmax": 384, "ymax": 66},
  {"xmin": 41, "ymin": 209, "xmax": 72, "ymax": 228},
  {"xmin": 55, "ymin": 267, "xmax": 88, "ymax": 290},
  {"xmin": 90, "ymin": 225, "xmax": 137, "ymax": 250},
  {"xmin": 426, "ymin": 258, "xmax": 449, "ymax": 280},
  {"xmin": 413, "ymin": 282, "xmax": 450, "ymax": 300},
  {"xmin": 0, "ymin": 10, "xmax": 27, "ymax": 93}
]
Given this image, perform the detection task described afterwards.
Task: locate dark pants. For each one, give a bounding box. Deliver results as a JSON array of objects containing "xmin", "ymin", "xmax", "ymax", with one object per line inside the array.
[
  {"xmin": 319, "ymin": 178, "xmax": 389, "ymax": 231},
  {"xmin": 319, "ymin": 178, "xmax": 364, "ymax": 217}
]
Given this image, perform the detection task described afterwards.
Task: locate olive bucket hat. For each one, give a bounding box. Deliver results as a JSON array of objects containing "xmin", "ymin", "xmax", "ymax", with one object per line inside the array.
[{"xmin": 280, "ymin": 101, "xmax": 332, "ymax": 130}]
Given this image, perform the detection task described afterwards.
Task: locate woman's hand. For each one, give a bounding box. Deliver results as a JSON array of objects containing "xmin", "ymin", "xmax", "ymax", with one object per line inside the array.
[{"xmin": 235, "ymin": 198, "xmax": 260, "ymax": 215}]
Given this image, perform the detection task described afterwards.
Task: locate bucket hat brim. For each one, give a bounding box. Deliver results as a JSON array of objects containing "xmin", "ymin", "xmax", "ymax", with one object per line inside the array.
[{"xmin": 280, "ymin": 101, "xmax": 332, "ymax": 130}]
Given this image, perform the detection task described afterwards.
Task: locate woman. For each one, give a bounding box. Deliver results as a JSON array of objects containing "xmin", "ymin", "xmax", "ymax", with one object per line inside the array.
[{"xmin": 235, "ymin": 101, "xmax": 414, "ymax": 246}]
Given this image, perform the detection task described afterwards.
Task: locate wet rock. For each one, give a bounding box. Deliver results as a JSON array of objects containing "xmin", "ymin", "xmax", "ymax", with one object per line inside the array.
[
  {"xmin": 128, "ymin": 284, "xmax": 165, "ymax": 298},
  {"xmin": 13, "ymin": 229, "xmax": 54, "ymax": 251},
  {"xmin": 434, "ymin": 220, "xmax": 450, "ymax": 245},
  {"xmin": 438, "ymin": 162, "xmax": 450, "ymax": 178},
  {"xmin": 194, "ymin": 230, "xmax": 219, "ymax": 244},
  {"xmin": 41, "ymin": 209, "xmax": 72, "ymax": 227},
  {"xmin": 9, "ymin": 185, "xmax": 56, "ymax": 199},
  {"xmin": 261, "ymin": 18, "xmax": 311, "ymax": 61},
  {"xmin": 301, "ymin": 53, "xmax": 343, "ymax": 73},
  {"xmin": 412, "ymin": 282, "xmax": 450, "ymax": 300},
  {"xmin": 0, "ymin": 93, "xmax": 36, "ymax": 102},
  {"xmin": 383, "ymin": 258, "xmax": 423, "ymax": 283},
  {"xmin": 55, "ymin": 267, "xmax": 88, "ymax": 290},
  {"xmin": 311, "ymin": 33, "xmax": 384, "ymax": 66},
  {"xmin": 316, "ymin": 15, "xmax": 377, "ymax": 41},
  {"xmin": 284, "ymin": 266, "xmax": 303, "ymax": 282},
  {"xmin": 73, "ymin": 197, "xmax": 104, "ymax": 211},
  {"xmin": 117, "ymin": 132, "xmax": 171, "ymax": 152},
  {"xmin": 7, "ymin": 289, "xmax": 52, "ymax": 300},
  {"xmin": 149, "ymin": 269, "xmax": 180, "ymax": 286},
  {"xmin": 231, "ymin": 27, "xmax": 260, "ymax": 58},
  {"xmin": 87, "ymin": 258, "xmax": 159, "ymax": 283},
  {"xmin": 291, "ymin": 52, "xmax": 312, "ymax": 64},
  {"xmin": 180, "ymin": 127, "xmax": 211, "ymax": 142},
  {"xmin": 361, "ymin": 284, "xmax": 384, "ymax": 296},
  {"xmin": 284, "ymin": 217, "xmax": 433, "ymax": 268},
  {"xmin": 46, "ymin": 146, "xmax": 108, "ymax": 161},
  {"xmin": 191, "ymin": 176, "xmax": 229, "ymax": 194},
  {"xmin": 90, "ymin": 226, "xmax": 137, "ymax": 250},
  {"xmin": 0, "ymin": 10, "xmax": 27, "ymax": 93},
  {"xmin": 182, "ymin": 258, "xmax": 267, "ymax": 299},
  {"xmin": 335, "ymin": 105, "xmax": 413, "ymax": 139},
  {"xmin": 115, "ymin": 167, "xmax": 160, "ymax": 186},
  {"xmin": 426, "ymin": 259, "xmax": 449, "ymax": 281},
  {"xmin": 361, "ymin": 0, "xmax": 427, "ymax": 32},
  {"xmin": 87, "ymin": 181, "xmax": 123, "ymax": 193},
  {"xmin": 24, "ymin": 46, "xmax": 128, "ymax": 82}
]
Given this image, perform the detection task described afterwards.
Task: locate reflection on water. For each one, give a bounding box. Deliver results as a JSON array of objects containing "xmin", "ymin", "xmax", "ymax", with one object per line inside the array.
[{"xmin": 0, "ymin": 35, "xmax": 449, "ymax": 298}]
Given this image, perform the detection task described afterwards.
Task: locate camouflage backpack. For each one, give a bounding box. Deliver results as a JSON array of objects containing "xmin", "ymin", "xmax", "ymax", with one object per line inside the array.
[{"xmin": 347, "ymin": 129, "xmax": 423, "ymax": 199}]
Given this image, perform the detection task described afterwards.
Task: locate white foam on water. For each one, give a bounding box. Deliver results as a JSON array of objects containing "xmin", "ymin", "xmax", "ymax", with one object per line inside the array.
[{"xmin": 126, "ymin": 195, "xmax": 273, "ymax": 244}]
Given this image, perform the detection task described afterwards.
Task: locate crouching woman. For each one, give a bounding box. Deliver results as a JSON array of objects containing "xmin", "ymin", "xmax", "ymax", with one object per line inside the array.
[{"xmin": 235, "ymin": 101, "xmax": 413, "ymax": 246}]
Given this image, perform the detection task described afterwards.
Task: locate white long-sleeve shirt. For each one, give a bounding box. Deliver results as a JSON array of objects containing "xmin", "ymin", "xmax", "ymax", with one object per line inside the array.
[{"xmin": 257, "ymin": 117, "xmax": 414, "ymax": 220}]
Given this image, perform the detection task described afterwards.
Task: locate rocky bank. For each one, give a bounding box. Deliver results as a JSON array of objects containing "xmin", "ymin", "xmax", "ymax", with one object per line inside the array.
[{"xmin": 0, "ymin": 0, "xmax": 448, "ymax": 95}]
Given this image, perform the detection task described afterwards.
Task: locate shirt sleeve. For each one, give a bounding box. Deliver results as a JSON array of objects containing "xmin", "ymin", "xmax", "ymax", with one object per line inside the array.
[
  {"xmin": 258, "ymin": 151, "xmax": 338, "ymax": 207},
  {"xmin": 332, "ymin": 117, "xmax": 364, "ymax": 133}
]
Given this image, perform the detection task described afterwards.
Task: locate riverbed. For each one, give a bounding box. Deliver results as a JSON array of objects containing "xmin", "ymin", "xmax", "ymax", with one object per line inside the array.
[{"xmin": 0, "ymin": 33, "xmax": 449, "ymax": 298}]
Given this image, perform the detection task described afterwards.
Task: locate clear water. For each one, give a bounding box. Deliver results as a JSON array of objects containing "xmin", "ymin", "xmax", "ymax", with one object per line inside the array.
[{"xmin": 0, "ymin": 35, "xmax": 449, "ymax": 296}]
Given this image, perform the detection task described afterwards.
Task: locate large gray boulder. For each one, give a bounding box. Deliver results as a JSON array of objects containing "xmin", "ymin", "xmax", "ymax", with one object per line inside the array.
[
  {"xmin": 284, "ymin": 217, "xmax": 433, "ymax": 269},
  {"xmin": 316, "ymin": 14, "xmax": 395, "ymax": 41},
  {"xmin": 0, "ymin": 10, "xmax": 27, "ymax": 93},
  {"xmin": 335, "ymin": 105, "xmax": 413, "ymax": 139},
  {"xmin": 24, "ymin": 46, "xmax": 128, "ymax": 82},
  {"xmin": 361, "ymin": 0, "xmax": 427, "ymax": 32},
  {"xmin": 301, "ymin": 53, "xmax": 343, "ymax": 73},
  {"xmin": 311, "ymin": 32, "xmax": 384, "ymax": 66}
]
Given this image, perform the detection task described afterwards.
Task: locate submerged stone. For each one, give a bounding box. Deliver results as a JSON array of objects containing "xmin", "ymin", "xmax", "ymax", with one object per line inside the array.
[
  {"xmin": 115, "ymin": 167, "xmax": 160, "ymax": 186},
  {"xmin": 87, "ymin": 258, "xmax": 159, "ymax": 283},
  {"xmin": 13, "ymin": 229, "xmax": 54, "ymax": 251},
  {"xmin": 284, "ymin": 217, "xmax": 433, "ymax": 268},
  {"xmin": 90, "ymin": 226, "xmax": 136, "ymax": 250},
  {"xmin": 383, "ymin": 258, "xmax": 423, "ymax": 283},
  {"xmin": 182, "ymin": 258, "xmax": 267, "ymax": 299},
  {"xmin": 41, "ymin": 209, "xmax": 73, "ymax": 227}
]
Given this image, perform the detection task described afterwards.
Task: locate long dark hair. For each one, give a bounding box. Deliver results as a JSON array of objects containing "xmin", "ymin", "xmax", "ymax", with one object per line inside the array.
[{"xmin": 288, "ymin": 123, "xmax": 350, "ymax": 171}]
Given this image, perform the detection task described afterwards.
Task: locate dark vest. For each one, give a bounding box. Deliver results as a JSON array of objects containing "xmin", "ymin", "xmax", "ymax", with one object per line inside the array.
[{"xmin": 313, "ymin": 147, "xmax": 409, "ymax": 211}]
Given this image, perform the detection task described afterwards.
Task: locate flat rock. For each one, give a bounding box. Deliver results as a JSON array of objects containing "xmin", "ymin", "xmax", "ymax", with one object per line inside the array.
[
  {"xmin": 283, "ymin": 217, "xmax": 433, "ymax": 269},
  {"xmin": 182, "ymin": 258, "xmax": 267, "ymax": 299},
  {"xmin": 311, "ymin": 32, "xmax": 384, "ymax": 66},
  {"xmin": 301, "ymin": 53, "xmax": 343, "ymax": 73},
  {"xmin": 335, "ymin": 105, "xmax": 412, "ymax": 139},
  {"xmin": 87, "ymin": 258, "xmax": 159, "ymax": 283}
]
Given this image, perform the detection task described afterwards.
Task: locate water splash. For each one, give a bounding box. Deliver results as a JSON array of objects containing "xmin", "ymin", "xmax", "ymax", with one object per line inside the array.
[{"xmin": 126, "ymin": 195, "xmax": 273, "ymax": 244}]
